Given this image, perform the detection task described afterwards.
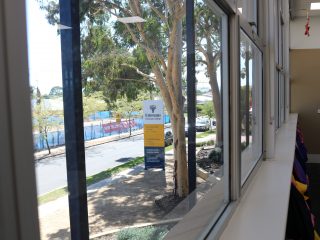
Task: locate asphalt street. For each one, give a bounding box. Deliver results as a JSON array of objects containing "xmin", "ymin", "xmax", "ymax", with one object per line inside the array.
[{"xmin": 35, "ymin": 135, "xmax": 144, "ymax": 195}]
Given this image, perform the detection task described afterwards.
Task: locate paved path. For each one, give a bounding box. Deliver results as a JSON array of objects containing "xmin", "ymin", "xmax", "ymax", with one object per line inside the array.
[
  {"xmin": 35, "ymin": 129, "xmax": 215, "ymax": 196},
  {"xmin": 35, "ymin": 135, "xmax": 144, "ymax": 195}
]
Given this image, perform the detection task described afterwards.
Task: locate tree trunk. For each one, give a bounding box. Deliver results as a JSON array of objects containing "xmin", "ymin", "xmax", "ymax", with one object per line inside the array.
[
  {"xmin": 128, "ymin": 0, "xmax": 188, "ymax": 197},
  {"xmin": 129, "ymin": 115, "xmax": 132, "ymax": 136},
  {"xmin": 205, "ymin": 32, "xmax": 222, "ymax": 147},
  {"xmin": 44, "ymin": 130, "xmax": 51, "ymax": 154},
  {"xmin": 171, "ymin": 18, "xmax": 188, "ymax": 197},
  {"xmin": 207, "ymin": 58, "xmax": 222, "ymax": 147}
]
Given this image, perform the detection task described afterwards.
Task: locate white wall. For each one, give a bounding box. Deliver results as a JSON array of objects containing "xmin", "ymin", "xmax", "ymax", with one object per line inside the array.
[{"xmin": 290, "ymin": 16, "xmax": 320, "ymax": 49}]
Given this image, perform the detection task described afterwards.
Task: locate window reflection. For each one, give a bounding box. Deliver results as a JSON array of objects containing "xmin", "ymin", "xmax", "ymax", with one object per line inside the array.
[{"xmin": 240, "ymin": 30, "xmax": 262, "ymax": 184}]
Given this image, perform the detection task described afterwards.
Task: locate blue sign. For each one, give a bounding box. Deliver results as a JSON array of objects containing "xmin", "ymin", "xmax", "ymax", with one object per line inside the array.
[{"xmin": 144, "ymin": 147, "xmax": 165, "ymax": 170}]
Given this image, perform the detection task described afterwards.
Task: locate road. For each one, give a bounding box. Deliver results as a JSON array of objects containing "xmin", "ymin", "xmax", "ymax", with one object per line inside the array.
[{"xmin": 35, "ymin": 135, "xmax": 144, "ymax": 195}]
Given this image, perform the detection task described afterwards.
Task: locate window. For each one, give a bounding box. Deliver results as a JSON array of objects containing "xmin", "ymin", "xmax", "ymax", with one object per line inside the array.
[
  {"xmin": 276, "ymin": 0, "xmax": 286, "ymax": 129},
  {"xmin": 237, "ymin": 0, "xmax": 258, "ymax": 33},
  {"xmin": 240, "ymin": 30, "xmax": 263, "ymax": 184}
]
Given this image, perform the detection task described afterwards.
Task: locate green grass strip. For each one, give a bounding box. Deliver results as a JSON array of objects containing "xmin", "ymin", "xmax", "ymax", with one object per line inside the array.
[
  {"xmin": 86, "ymin": 156, "xmax": 144, "ymax": 186},
  {"xmin": 196, "ymin": 130, "xmax": 216, "ymax": 138},
  {"xmin": 38, "ymin": 156, "xmax": 144, "ymax": 205},
  {"xmin": 165, "ymin": 144, "xmax": 174, "ymax": 152},
  {"xmin": 38, "ymin": 187, "xmax": 68, "ymax": 205}
]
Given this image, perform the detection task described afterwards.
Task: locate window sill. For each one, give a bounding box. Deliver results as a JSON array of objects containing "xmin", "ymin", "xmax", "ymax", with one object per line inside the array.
[
  {"xmin": 165, "ymin": 114, "xmax": 297, "ymax": 240},
  {"xmin": 219, "ymin": 113, "xmax": 297, "ymax": 240}
]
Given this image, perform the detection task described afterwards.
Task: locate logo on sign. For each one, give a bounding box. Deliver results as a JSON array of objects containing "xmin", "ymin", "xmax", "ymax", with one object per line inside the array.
[{"xmin": 150, "ymin": 105, "xmax": 157, "ymax": 113}]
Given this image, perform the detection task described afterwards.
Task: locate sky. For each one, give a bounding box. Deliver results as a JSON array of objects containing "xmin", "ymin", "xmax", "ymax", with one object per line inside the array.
[{"xmin": 26, "ymin": 0, "xmax": 62, "ymax": 95}]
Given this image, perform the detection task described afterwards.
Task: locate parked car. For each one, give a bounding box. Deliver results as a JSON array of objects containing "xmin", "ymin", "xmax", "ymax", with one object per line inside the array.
[
  {"xmin": 211, "ymin": 118, "xmax": 216, "ymax": 126},
  {"xmin": 196, "ymin": 118, "xmax": 210, "ymax": 131},
  {"xmin": 164, "ymin": 129, "xmax": 173, "ymax": 146},
  {"xmin": 185, "ymin": 124, "xmax": 189, "ymax": 137}
]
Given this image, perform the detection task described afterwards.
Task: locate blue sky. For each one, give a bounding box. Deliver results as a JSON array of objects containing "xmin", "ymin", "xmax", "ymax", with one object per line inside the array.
[{"xmin": 26, "ymin": 0, "xmax": 62, "ymax": 95}]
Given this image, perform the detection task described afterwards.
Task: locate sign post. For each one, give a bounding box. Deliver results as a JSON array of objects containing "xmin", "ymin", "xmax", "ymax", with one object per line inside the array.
[
  {"xmin": 115, "ymin": 113, "xmax": 121, "ymax": 123},
  {"xmin": 143, "ymin": 100, "xmax": 165, "ymax": 170}
]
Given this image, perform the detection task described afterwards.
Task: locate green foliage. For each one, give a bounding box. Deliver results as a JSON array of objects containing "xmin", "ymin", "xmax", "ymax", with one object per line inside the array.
[
  {"xmin": 33, "ymin": 101, "xmax": 63, "ymax": 153},
  {"xmin": 241, "ymin": 142, "xmax": 247, "ymax": 151},
  {"xmin": 208, "ymin": 147, "xmax": 222, "ymax": 164},
  {"xmin": 115, "ymin": 93, "xmax": 149, "ymax": 120},
  {"xmin": 49, "ymin": 86, "xmax": 63, "ymax": 98},
  {"xmin": 197, "ymin": 130, "xmax": 215, "ymax": 138},
  {"xmin": 81, "ymin": 26, "xmax": 154, "ymax": 104},
  {"xmin": 199, "ymin": 101, "xmax": 215, "ymax": 118},
  {"xmin": 30, "ymin": 86, "xmax": 37, "ymax": 99},
  {"xmin": 33, "ymin": 102, "xmax": 62, "ymax": 133},
  {"xmin": 82, "ymin": 92, "xmax": 107, "ymax": 120},
  {"xmin": 117, "ymin": 226, "xmax": 168, "ymax": 240},
  {"xmin": 195, "ymin": 0, "xmax": 221, "ymax": 62}
]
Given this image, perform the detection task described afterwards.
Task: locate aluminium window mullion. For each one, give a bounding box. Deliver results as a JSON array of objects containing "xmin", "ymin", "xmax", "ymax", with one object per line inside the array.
[{"xmin": 59, "ymin": 0, "xmax": 89, "ymax": 239}]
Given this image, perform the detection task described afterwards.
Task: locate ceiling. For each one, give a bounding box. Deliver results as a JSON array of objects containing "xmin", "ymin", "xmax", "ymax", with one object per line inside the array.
[{"xmin": 290, "ymin": 0, "xmax": 320, "ymax": 18}]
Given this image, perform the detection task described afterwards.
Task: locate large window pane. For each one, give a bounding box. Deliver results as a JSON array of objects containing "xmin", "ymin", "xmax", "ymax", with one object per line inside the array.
[
  {"xmin": 28, "ymin": 0, "xmax": 230, "ymax": 238},
  {"xmin": 240, "ymin": 30, "xmax": 262, "ymax": 184},
  {"xmin": 194, "ymin": 0, "xmax": 229, "ymax": 210},
  {"xmin": 26, "ymin": 0, "xmax": 74, "ymax": 239}
]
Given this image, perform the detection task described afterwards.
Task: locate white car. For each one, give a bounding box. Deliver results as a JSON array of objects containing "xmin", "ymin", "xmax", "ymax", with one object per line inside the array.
[{"xmin": 196, "ymin": 118, "xmax": 210, "ymax": 131}]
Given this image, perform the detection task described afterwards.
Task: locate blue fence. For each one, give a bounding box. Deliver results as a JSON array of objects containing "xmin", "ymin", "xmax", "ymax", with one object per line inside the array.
[
  {"xmin": 88, "ymin": 111, "xmax": 111, "ymax": 121},
  {"xmin": 33, "ymin": 114, "xmax": 170, "ymax": 151}
]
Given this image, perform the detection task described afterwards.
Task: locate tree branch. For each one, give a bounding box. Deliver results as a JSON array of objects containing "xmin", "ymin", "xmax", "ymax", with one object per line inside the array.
[
  {"xmin": 127, "ymin": 0, "xmax": 168, "ymax": 72},
  {"xmin": 146, "ymin": 0, "xmax": 167, "ymax": 23},
  {"xmin": 175, "ymin": 1, "xmax": 186, "ymax": 19},
  {"xmin": 121, "ymin": 63, "xmax": 156, "ymax": 81},
  {"xmin": 196, "ymin": 44, "xmax": 208, "ymax": 59},
  {"xmin": 115, "ymin": 78, "xmax": 155, "ymax": 83},
  {"xmin": 195, "ymin": 59, "xmax": 208, "ymax": 65},
  {"xmin": 103, "ymin": 0, "xmax": 132, "ymax": 16}
]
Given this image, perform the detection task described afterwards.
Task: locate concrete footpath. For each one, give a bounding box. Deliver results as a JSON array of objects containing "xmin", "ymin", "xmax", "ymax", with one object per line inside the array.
[
  {"xmin": 38, "ymin": 155, "xmax": 175, "ymax": 240},
  {"xmin": 37, "ymin": 133, "xmax": 217, "ymax": 239},
  {"xmin": 38, "ymin": 153, "xmax": 218, "ymax": 240},
  {"xmin": 36, "ymin": 125, "xmax": 216, "ymax": 239}
]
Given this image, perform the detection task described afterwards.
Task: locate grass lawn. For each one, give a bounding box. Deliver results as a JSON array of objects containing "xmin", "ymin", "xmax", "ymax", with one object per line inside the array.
[{"xmin": 196, "ymin": 129, "xmax": 216, "ymax": 138}]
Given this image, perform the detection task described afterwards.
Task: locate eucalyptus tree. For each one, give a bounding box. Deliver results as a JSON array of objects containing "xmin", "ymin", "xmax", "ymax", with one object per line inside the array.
[
  {"xmin": 39, "ymin": 0, "xmax": 189, "ymax": 197},
  {"xmin": 195, "ymin": 0, "xmax": 223, "ymax": 146}
]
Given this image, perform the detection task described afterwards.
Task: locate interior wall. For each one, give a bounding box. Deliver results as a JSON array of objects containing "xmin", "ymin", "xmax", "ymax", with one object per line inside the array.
[
  {"xmin": 290, "ymin": 49, "xmax": 320, "ymax": 154},
  {"xmin": 290, "ymin": 16, "xmax": 320, "ymax": 49}
]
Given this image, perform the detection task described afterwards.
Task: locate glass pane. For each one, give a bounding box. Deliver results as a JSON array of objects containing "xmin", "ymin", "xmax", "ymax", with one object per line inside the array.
[
  {"xmin": 26, "ymin": 0, "xmax": 71, "ymax": 239},
  {"xmin": 240, "ymin": 30, "xmax": 263, "ymax": 184},
  {"xmin": 29, "ymin": 0, "xmax": 230, "ymax": 238},
  {"xmin": 275, "ymin": 73, "xmax": 280, "ymax": 129},
  {"xmin": 280, "ymin": 74, "xmax": 285, "ymax": 123},
  {"xmin": 194, "ymin": 0, "xmax": 230, "ymax": 222},
  {"xmin": 80, "ymin": 0, "xmax": 229, "ymax": 237},
  {"xmin": 237, "ymin": 0, "xmax": 258, "ymax": 33}
]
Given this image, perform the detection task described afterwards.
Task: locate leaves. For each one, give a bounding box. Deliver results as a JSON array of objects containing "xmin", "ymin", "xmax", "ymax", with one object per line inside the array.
[
  {"xmin": 81, "ymin": 25, "xmax": 154, "ymax": 103},
  {"xmin": 82, "ymin": 92, "xmax": 107, "ymax": 119}
]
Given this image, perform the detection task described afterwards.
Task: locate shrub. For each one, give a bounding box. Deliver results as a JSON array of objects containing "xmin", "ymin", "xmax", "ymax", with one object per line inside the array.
[
  {"xmin": 208, "ymin": 147, "xmax": 223, "ymax": 165},
  {"xmin": 241, "ymin": 142, "xmax": 247, "ymax": 151},
  {"xmin": 117, "ymin": 226, "xmax": 168, "ymax": 240}
]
